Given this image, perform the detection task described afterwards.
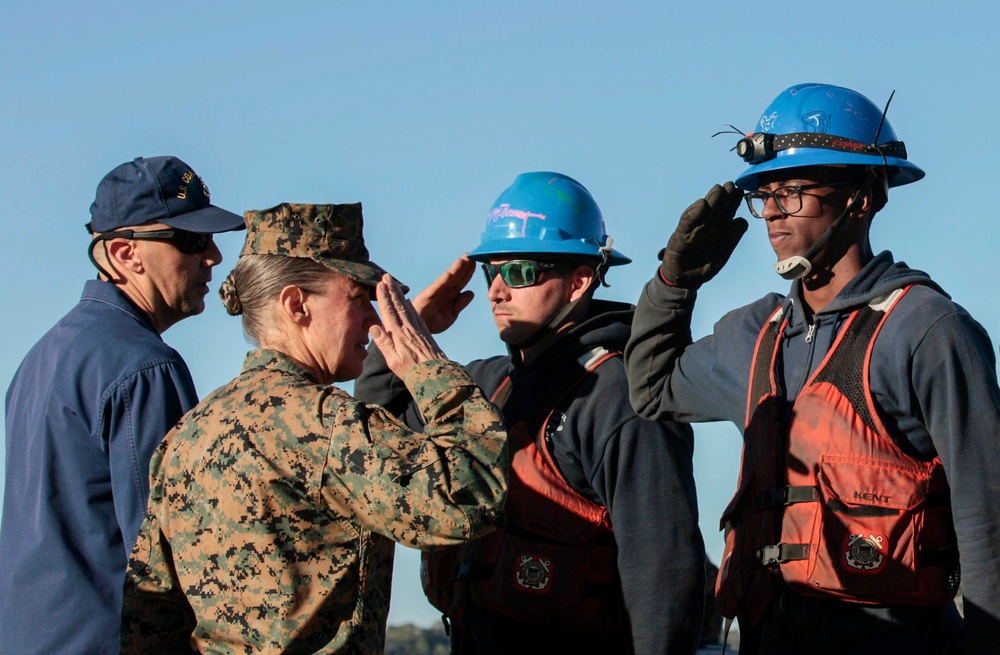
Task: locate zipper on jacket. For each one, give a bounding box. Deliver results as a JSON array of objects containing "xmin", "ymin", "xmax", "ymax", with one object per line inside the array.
[{"xmin": 794, "ymin": 320, "xmax": 820, "ymax": 398}]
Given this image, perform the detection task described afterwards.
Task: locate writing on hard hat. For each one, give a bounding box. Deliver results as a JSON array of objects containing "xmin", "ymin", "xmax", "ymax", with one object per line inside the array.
[{"xmin": 467, "ymin": 172, "xmax": 630, "ymax": 266}]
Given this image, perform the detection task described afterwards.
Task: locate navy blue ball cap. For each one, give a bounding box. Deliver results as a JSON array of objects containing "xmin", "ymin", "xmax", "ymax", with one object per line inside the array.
[{"xmin": 88, "ymin": 156, "xmax": 245, "ymax": 234}]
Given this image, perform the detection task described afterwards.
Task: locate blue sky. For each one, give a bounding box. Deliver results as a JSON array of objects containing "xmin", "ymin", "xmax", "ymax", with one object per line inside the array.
[{"xmin": 3, "ymin": 1, "xmax": 999, "ymax": 628}]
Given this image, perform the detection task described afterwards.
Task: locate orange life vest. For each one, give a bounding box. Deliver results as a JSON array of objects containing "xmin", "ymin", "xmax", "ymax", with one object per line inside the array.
[
  {"xmin": 421, "ymin": 347, "xmax": 621, "ymax": 632},
  {"xmin": 715, "ymin": 286, "xmax": 959, "ymax": 625}
]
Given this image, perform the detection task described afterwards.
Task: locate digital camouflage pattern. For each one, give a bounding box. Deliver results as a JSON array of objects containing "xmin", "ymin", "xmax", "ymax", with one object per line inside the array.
[
  {"xmin": 240, "ymin": 203, "xmax": 408, "ymax": 292},
  {"xmin": 121, "ymin": 350, "xmax": 508, "ymax": 654}
]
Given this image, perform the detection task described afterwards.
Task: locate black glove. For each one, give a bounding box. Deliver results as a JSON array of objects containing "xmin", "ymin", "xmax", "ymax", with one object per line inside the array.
[{"xmin": 658, "ymin": 182, "xmax": 748, "ymax": 288}]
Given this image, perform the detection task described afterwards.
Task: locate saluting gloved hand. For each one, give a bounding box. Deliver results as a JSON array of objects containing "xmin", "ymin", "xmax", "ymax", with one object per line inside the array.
[{"xmin": 658, "ymin": 182, "xmax": 748, "ymax": 288}]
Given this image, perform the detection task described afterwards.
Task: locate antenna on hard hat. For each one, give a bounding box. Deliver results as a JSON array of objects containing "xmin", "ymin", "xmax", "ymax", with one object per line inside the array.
[{"xmin": 872, "ymin": 90, "xmax": 895, "ymax": 147}]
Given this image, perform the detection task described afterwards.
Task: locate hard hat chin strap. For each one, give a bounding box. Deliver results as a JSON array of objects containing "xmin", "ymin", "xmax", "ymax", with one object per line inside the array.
[
  {"xmin": 594, "ymin": 236, "xmax": 615, "ymax": 288},
  {"xmin": 507, "ymin": 298, "xmax": 582, "ymax": 366},
  {"xmin": 774, "ymin": 171, "xmax": 876, "ymax": 280},
  {"xmin": 507, "ymin": 239, "xmax": 614, "ymax": 364}
]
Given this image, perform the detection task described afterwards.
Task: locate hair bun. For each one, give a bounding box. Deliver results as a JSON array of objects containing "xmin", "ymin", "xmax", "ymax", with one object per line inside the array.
[{"xmin": 219, "ymin": 270, "xmax": 244, "ymax": 316}]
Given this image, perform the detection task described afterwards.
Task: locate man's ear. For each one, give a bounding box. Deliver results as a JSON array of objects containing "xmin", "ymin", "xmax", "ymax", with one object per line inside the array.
[
  {"xmin": 277, "ymin": 284, "xmax": 310, "ymax": 326},
  {"xmin": 105, "ymin": 238, "xmax": 144, "ymax": 274},
  {"xmin": 846, "ymin": 185, "xmax": 874, "ymax": 219},
  {"xmin": 851, "ymin": 168, "xmax": 884, "ymax": 218},
  {"xmin": 568, "ymin": 264, "xmax": 597, "ymax": 302}
]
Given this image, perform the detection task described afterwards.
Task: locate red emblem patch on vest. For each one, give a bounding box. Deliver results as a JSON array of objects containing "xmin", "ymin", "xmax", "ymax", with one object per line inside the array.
[
  {"xmin": 844, "ymin": 531, "xmax": 887, "ymax": 573},
  {"xmin": 515, "ymin": 554, "xmax": 552, "ymax": 592}
]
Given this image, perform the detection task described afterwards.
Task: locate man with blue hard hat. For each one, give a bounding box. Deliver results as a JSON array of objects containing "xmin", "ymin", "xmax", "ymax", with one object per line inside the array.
[
  {"xmin": 356, "ymin": 172, "xmax": 706, "ymax": 653},
  {"xmin": 626, "ymin": 83, "xmax": 1000, "ymax": 653},
  {"xmin": 0, "ymin": 156, "xmax": 245, "ymax": 654}
]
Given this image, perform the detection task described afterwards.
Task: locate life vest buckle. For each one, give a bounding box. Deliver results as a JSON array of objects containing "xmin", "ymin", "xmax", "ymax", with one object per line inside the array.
[
  {"xmin": 759, "ymin": 544, "xmax": 783, "ymax": 566},
  {"xmin": 757, "ymin": 542, "xmax": 809, "ymax": 566}
]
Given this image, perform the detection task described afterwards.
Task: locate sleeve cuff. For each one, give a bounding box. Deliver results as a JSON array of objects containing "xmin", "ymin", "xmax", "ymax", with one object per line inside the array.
[{"xmin": 402, "ymin": 359, "xmax": 474, "ymax": 399}]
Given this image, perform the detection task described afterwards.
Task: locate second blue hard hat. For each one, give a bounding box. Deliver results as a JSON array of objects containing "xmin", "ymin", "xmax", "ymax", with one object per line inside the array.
[{"xmin": 733, "ymin": 83, "xmax": 925, "ymax": 191}]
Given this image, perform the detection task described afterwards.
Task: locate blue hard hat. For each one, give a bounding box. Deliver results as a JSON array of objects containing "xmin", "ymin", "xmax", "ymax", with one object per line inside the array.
[
  {"xmin": 467, "ymin": 172, "xmax": 630, "ymax": 265},
  {"xmin": 733, "ymin": 83, "xmax": 925, "ymax": 191}
]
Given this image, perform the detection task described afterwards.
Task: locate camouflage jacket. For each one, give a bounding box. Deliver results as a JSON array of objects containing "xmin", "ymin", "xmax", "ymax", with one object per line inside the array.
[{"xmin": 121, "ymin": 349, "xmax": 508, "ymax": 654}]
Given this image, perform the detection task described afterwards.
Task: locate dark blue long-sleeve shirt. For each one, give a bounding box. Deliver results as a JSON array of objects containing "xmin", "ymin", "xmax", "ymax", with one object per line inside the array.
[{"xmin": 1, "ymin": 279, "xmax": 199, "ymax": 655}]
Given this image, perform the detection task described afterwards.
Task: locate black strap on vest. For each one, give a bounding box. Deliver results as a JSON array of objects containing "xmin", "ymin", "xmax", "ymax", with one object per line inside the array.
[{"xmin": 757, "ymin": 485, "xmax": 819, "ymax": 510}]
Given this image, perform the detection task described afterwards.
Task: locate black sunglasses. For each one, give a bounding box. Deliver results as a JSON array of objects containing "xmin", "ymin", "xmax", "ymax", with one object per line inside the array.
[{"xmin": 91, "ymin": 228, "xmax": 214, "ymax": 255}]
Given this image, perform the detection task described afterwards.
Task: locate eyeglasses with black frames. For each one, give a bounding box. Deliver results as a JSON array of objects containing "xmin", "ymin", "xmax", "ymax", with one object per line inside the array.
[
  {"xmin": 743, "ymin": 181, "xmax": 857, "ymax": 218},
  {"xmin": 481, "ymin": 260, "xmax": 559, "ymax": 289}
]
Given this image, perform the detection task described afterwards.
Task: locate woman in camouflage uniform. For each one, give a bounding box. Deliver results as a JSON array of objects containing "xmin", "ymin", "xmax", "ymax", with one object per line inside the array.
[{"xmin": 121, "ymin": 203, "xmax": 509, "ymax": 654}]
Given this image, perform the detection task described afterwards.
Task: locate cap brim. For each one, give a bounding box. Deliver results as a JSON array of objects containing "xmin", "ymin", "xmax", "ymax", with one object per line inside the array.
[
  {"xmin": 319, "ymin": 258, "xmax": 410, "ymax": 294},
  {"xmin": 161, "ymin": 204, "xmax": 246, "ymax": 233}
]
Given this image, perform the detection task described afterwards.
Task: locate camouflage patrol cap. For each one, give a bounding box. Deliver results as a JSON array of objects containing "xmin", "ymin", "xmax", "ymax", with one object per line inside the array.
[{"xmin": 241, "ymin": 203, "xmax": 407, "ymax": 291}]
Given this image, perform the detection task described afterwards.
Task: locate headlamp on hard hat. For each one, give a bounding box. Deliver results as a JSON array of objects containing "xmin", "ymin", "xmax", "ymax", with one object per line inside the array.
[{"xmin": 735, "ymin": 132, "xmax": 776, "ymax": 164}]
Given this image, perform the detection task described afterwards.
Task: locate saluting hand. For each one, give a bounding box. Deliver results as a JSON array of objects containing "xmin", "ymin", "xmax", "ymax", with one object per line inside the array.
[
  {"xmin": 370, "ymin": 274, "xmax": 447, "ymax": 378},
  {"xmin": 412, "ymin": 256, "xmax": 477, "ymax": 334},
  {"xmin": 659, "ymin": 182, "xmax": 748, "ymax": 288}
]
